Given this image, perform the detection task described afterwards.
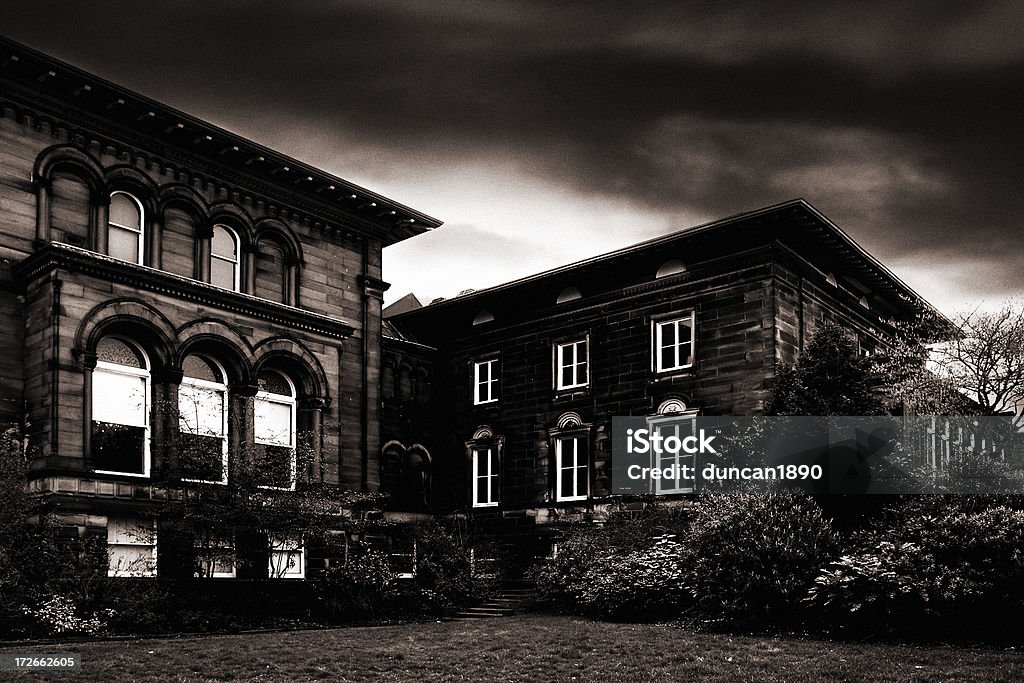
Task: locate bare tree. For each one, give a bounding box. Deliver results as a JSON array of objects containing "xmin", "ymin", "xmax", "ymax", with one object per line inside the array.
[{"xmin": 934, "ymin": 302, "xmax": 1024, "ymax": 427}]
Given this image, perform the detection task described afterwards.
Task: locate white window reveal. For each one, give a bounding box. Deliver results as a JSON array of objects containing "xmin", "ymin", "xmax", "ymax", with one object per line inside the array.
[
  {"xmin": 195, "ymin": 538, "xmax": 235, "ymax": 578},
  {"xmin": 179, "ymin": 355, "xmax": 229, "ymax": 484},
  {"xmin": 654, "ymin": 313, "xmax": 695, "ymax": 373},
  {"xmin": 107, "ymin": 517, "xmax": 157, "ymax": 577},
  {"xmin": 473, "ymin": 359, "xmax": 499, "ymax": 405},
  {"xmin": 472, "ymin": 446, "xmax": 499, "ymax": 507},
  {"xmin": 268, "ymin": 536, "xmax": 304, "ymax": 579},
  {"xmin": 108, "ymin": 191, "xmax": 144, "ymax": 264},
  {"xmin": 254, "ymin": 369, "xmax": 297, "ymax": 489},
  {"xmin": 555, "ymin": 435, "xmax": 588, "ymax": 502},
  {"xmin": 210, "ymin": 224, "xmax": 241, "ymax": 291},
  {"xmin": 648, "ymin": 414, "xmax": 698, "ymax": 495},
  {"xmin": 92, "ymin": 337, "xmax": 150, "ymax": 477},
  {"xmin": 555, "ymin": 339, "xmax": 588, "ymax": 390}
]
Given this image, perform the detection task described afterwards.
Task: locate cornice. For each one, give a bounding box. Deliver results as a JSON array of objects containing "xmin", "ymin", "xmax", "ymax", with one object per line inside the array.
[
  {"xmin": 0, "ymin": 36, "xmax": 443, "ymax": 246},
  {"xmin": 14, "ymin": 242, "xmax": 356, "ymax": 339}
]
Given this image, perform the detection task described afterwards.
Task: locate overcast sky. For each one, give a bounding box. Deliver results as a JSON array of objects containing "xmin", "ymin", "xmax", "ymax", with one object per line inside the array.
[{"xmin": 3, "ymin": 1, "xmax": 1022, "ymax": 315}]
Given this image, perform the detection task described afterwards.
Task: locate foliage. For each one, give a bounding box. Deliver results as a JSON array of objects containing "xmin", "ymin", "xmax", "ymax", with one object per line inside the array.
[
  {"xmin": 531, "ymin": 506, "xmax": 691, "ymax": 615},
  {"xmin": 573, "ymin": 535, "xmax": 689, "ymax": 620},
  {"xmin": 0, "ymin": 430, "xmax": 115, "ymax": 637},
  {"xmin": 807, "ymin": 500, "xmax": 1024, "ymax": 636},
  {"xmin": 766, "ymin": 324, "xmax": 886, "ymax": 416},
  {"xmin": 533, "ymin": 497, "xmax": 839, "ymax": 625},
  {"xmin": 317, "ymin": 547, "xmax": 398, "ymax": 621},
  {"xmin": 872, "ymin": 312, "xmax": 970, "ymax": 416},
  {"xmin": 681, "ymin": 492, "xmax": 839, "ymax": 625},
  {"xmin": 408, "ymin": 521, "xmax": 482, "ymax": 612},
  {"xmin": 19, "ymin": 595, "xmax": 111, "ymax": 636}
]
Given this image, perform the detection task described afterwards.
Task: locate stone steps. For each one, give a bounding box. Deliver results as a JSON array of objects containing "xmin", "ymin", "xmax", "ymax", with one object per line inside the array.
[{"xmin": 447, "ymin": 583, "xmax": 537, "ymax": 621}]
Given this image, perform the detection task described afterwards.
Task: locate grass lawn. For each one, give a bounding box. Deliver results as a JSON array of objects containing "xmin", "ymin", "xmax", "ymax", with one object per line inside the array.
[{"xmin": 2, "ymin": 615, "xmax": 1021, "ymax": 682}]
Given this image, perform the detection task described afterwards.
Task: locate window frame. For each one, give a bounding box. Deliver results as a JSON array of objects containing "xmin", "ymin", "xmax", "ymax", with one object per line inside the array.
[
  {"xmin": 254, "ymin": 370, "xmax": 298, "ymax": 491},
  {"xmin": 554, "ymin": 434, "xmax": 589, "ymax": 502},
  {"xmin": 210, "ymin": 224, "xmax": 241, "ymax": 292},
  {"xmin": 92, "ymin": 337, "xmax": 151, "ymax": 479},
  {"xmin": 178, "ymin": 355, "xmax": 230, "ymax": 485},
  {"xmin": 646, "ymin": 412, "xmax": 699, "ymax": 495},
  {"xmin": 106, "ymin": 517, "xmax": 157, "ymax": 578},
  {"xmin": 194, "ymin": 537, "xmax": 236, "ymax": 578},
  {"xmin": 554, "ymin": 337, "xmax": 589, "ymax": 391},
  {"xmin": 652, "ymin": 311, "xmax": 696, "ymax": 374},
  {"xmin": 267, "ymin": 535, "xmax": 304, "ymax": 579},
  {"xmin": 107, "ymin": 190, "xmax": 145, "ymax": 265},
  {"xmin": 473, "ymin": 358, "xmax": 499, "ymax": 405},
  {"xmin": 471, "ymin": 445, "xmax": 500, "ymax": 508}
]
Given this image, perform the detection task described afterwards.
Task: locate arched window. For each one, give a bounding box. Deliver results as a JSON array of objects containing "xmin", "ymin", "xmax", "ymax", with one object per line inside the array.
[
  {"xmin": 108, "ymin": 191, "xmax": 144, "ymax": 264},
  {"xmin": 92, "ymin": 337, "xmax": 150, "ymax": 476},
  {"xmin": 254, "ymin": 368, "xmax": 296, "ymax": 489},
  {"xmin": 179, "ymin": 355, "xmax": 229, "ymax": 484},
  {"xmin": 210, "ymin": 225, "xmax": 240, "ymax": 291}
]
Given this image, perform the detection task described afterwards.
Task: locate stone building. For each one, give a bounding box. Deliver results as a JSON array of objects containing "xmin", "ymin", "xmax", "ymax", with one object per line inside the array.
[
  {"xmin": 384, "ymin": 199, "xmax": 937, "ymax": 562},
  {"xmin": 0, "ymin": 36, "xmax": 440, "ymax": 578}
]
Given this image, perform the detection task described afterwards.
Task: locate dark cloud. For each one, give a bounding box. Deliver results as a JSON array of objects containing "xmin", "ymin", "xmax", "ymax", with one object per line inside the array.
[{"xmin": 1, "ymin": 1, "xmax": 1022, "ymax": 312}]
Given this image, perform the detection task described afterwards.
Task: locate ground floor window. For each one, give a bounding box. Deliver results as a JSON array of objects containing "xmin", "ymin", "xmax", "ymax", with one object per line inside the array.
[
  {"xmin": 194, "ymin": 538, "xmax": 236, "ymax": 578},
  {"xmin": 555, "ymin": 435, "xmax": 588, "ymax": 502},
  {"xmin": 472, "ymin": 446, "xmax": 500, "ymax": 507},
  {"xmin": 107, "ymin": 517, "xmax": 157, "ymax": 577},
  {"xmin": 268, "ymin": 536, "xmax": 304, "ymax": 579}
]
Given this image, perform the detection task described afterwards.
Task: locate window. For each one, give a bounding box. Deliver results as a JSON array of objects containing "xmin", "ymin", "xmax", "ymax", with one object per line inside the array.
[
  {"xmin": 472, "ymin": 446, "xmax": 499, "ymax": 507},
  {"xmin": 647, "ymin": 414, "xmax": 697, "ymax": 494},
  {"xmin": 653, "ymin": 313, "xmax": 695, "ymax": 373},
  {"xmin": 108, "ymin": 191, "xmax": 144, "ymax": 264},
  {"xmin": 554, "ymin": 435, "xmax": 588, "ymax": 502},
  {"xmin": 179, "ymin": 355, "xmax": 229, "ymax": 484},
  {"xmin": 473, "ymin": 359, "xmax": 499, "ymax": 405},
  {"xmin": 92, "ymin": 337, "xmax": 150, "ymax": 477},
  {"xmin": 210, "ymin": 225, "xmax": 240, "ymax": 291},
  {"xmin": 555, "ymin": 339, "xmax": 588, "ymax": 390},
  {"xmin": 195, "ymin": 538, "xmax": 235, "ymax": 578},
  {"xmin": 254, "ymin": 369, "xmax": 297, "ymax": 489},
  {"xmin": 268, "ymin": 536, "xmax": 304, "ymax": 579},
  {"xmin": 107, "ymin": 517, "xmax": 157, "ymax": 577}
]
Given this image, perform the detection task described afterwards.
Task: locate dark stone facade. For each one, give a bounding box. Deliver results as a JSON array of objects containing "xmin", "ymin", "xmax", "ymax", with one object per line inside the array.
[
  {"xmin": 0, "ymin": 36, "xmax": 440, "ymax": 576},
  {"xmin": 384, "ymin": 201, "xmax": 934, "ymax": 555}
]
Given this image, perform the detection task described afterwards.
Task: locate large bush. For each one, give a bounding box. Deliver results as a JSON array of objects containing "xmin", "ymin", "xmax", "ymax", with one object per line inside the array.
[
  {"xmin": 532, "ymin": 507, "xmax": 691, "ymax": 618},
  {"xmin": 574, "ymin": 535, "xmax": 688, "ymax": 620},
  {"xmin": 681, "ymin": 493, "xmax": 839, "ymax": 625},
  {"xmin": 316, "ymin": 548, "xmax": 397, "ymax": 621},
  {"xmin": 533, "ymin": 497, "xmax": 836, "ymax": 625},
  {"xmin": 807, "ymin": 503, "xmax": 1024, "ymax": 637},
  {"xmin": 409, "ymin": 522, "xmax": 482, "ymax": 612}
]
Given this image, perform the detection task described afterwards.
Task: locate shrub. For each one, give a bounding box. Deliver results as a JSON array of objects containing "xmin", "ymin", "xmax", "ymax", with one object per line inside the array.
[
  {"xmin": 316, "ymin": 549, "xmax": 397, "ymax": 622},
  {"xmin": 20, "ymin": 595, "xmax": 111, "ymax": 636},
  {"xmin": 532, "ymin": 507, "xmax": 690, "ymax": 614},
  {"xmin": 531, "ymin": 524, "xmax": 610, "ymax": 611},
  {"xmin": 574, "ymin": 535, "xmax": 688, "ymax": 621},
  {"xmin": 808, "ymin": 503, "xmax": 1024, "ymax": 637},
  {"xmin": 681, "ymin": 492, "xmax": 839, "ymax": 626},
  {"xmin": 410, "ymin": 522, "xmax": 482, "ymax": 612}
]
